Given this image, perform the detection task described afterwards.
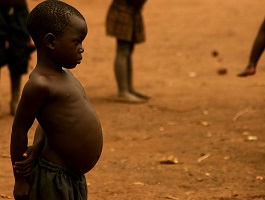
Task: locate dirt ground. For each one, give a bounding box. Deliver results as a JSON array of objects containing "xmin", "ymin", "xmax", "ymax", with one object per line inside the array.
[{"xmin": 1, "ymin": 0, "xmax": 265, "ymax": 199}]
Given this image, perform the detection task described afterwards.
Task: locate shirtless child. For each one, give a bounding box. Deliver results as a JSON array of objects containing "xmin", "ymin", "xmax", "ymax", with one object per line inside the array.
[{"xmin": 10, "ymin": 1, "xmax": 103, "ymax": 199}]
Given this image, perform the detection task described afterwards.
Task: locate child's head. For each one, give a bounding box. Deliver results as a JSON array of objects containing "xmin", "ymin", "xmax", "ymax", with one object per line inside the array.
[{"xmin": 27, "ymin": 0, "xmax": 85, "ymax": 48}]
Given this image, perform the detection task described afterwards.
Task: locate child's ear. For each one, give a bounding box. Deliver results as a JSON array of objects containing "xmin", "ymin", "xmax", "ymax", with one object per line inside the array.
[{"xmin": 44, "ymin": 33, "xmax": 56, "ymax": 49}]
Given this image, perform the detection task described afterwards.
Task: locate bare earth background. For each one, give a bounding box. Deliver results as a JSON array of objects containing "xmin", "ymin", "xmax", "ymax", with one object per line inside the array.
[{"xmin": 1, "ymin": 0, "xmax": 265, "ymax": 199}]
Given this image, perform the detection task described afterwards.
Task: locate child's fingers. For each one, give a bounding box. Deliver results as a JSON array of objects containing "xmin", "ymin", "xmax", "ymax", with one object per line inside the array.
[
  {"xmin": 14, "ymin": 162, "xmax": 34, "ymax": 172},
  {"xmin": 14, "ymin": 158, "xmax": 35, "ymax": 168},
  {"xmin": 14, "ymin": 163, "xmax": 30, "ymax": 172},
  {"xmin": 15, "ymin": 159, "xmax": 30, "ymax": 167},
  {"xmin": 15, "ymin": 166, "xmax": 33, "ymax": 176},
  {"xmin": 16, "ymin": 152, "xmax": 35, "ymax": 167}
]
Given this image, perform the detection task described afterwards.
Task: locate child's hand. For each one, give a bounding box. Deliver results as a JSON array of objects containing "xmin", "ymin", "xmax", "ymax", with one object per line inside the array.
[{"xmin": 14, "ymin": 146, "xmax": 38, "ymax": 177}]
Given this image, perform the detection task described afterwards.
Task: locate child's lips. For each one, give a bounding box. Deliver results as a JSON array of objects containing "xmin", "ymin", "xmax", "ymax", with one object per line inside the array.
[{"xmin": 77, "ymin": 57, "xmax": 82, "ymax": 64}]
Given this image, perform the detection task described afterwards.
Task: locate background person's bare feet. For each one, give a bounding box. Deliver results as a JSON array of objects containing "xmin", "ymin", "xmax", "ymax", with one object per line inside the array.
[
  {"xmin": 116, "ymin": 92, "xmax": 147, "ymax": 103},
  {"xmin": 130, "ymin": 90, "xmax": 150, "ymax": 100},
  {"xmin": 237, "ymin": 67, "xmax": 256, "ymax": 77}
]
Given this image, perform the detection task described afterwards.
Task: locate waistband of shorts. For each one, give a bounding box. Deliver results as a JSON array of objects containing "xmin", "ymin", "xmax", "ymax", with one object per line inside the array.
[{"xmin": 38, "ymin": 157, "xmax": 84, "ymax": 180}]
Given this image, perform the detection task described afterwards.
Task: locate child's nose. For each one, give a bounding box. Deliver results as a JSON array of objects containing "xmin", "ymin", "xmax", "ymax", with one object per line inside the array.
[{"xmin": 79, "ymin": 47, "xmax": 84, "ymax": 53}]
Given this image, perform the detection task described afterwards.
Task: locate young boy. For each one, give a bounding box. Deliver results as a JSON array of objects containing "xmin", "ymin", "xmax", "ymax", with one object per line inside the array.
[
  {"xmin": 10, "ymin": 1, "xmax": 103, "ymax": 199},
  {"xmin": 0, "ymin": 0, "xmax": 35, "ymax": 115},
  {"xmin": 237, "ymin": 18, "xmax": 265, "ymax": 77},
  {"xmin": 106, "ymin": 0, "xmax": 150, "ymax": 103}
]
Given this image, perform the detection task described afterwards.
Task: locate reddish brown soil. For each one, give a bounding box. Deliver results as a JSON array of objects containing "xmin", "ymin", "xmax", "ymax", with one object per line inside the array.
[{"xmin": 1, "ymin": 0, "xmax": 265, "ymax": 199}]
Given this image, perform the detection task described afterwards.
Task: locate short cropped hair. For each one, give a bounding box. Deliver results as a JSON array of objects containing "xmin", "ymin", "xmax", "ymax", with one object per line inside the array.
[{"xmin": 27, "ymin": 0, "xmax": 85, "ymax": 47}]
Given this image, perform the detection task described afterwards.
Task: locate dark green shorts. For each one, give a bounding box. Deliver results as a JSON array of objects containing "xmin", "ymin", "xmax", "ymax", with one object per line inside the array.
[{"xmin": 29, "ymin": 158, "xmax": 87, "ymax": 200}]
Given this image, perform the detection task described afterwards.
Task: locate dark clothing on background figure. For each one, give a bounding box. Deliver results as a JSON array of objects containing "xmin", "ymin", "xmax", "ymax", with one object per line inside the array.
[
  {"xmin": 106, "ymin": 0, "xmax": 146, "ymax": 43},
  {"xmin": 29, "ymin": 158, "xmax": 88, "ymax": 200},
  {"xmin": 0, "ymin": 4, "xmax": 33, "ymax": 75}
]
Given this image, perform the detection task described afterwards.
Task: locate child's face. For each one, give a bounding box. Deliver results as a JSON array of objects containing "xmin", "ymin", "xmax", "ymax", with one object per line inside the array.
[{"xmin": 53, "ymin": 15, "xmax": 87, "ymax": 69}]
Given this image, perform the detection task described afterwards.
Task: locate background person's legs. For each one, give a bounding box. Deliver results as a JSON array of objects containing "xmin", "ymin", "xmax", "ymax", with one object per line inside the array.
[
  {"xmin": 7, "ymin": 5, "xmax": 33, "ymax": 115},
  {"xmin": 238, "ymin": 19, "xmax": 265, "ymax": 77},
  {"xmin": 127, "ymin": 42, "xmax": 150, "ymax": 99},
  {"xmin": 115, "ymin": 39, "xmax": 145, "ymax": 103}
]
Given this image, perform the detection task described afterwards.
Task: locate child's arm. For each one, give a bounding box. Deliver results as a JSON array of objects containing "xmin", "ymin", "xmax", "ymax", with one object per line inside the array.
[
  {"xmin": 10, "ymin": 78, "xmax": 49, "ymax": 199},
  {"xmin": 14, "ymin": 124, "xmax": 45, "ymax": 177},
  {"xmin": 11, "ymin": 121, "xmax": 33, "ymax": 199}
]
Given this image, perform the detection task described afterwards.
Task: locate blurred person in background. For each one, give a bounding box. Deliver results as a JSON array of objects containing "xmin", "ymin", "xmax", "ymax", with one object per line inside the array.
[
  {"xmin": 0, "ymin": 0, "xmax": 35, "ymax": 116},
  {"xmin": 106, "ymin": 0, "xmax": 150, "ymax": 103}
]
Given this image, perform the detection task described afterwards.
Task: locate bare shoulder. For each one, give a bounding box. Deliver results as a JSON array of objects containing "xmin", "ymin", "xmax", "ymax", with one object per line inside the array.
[
  {"xmin": 25, "ymin": 72, "xmax": 50, "ymax": 94},
  {"xmin": 20, "ymin": 71, "xmax": 52, "ymax": 105},
  {"xmin": 14, "ymin": 70, "xmax": 53, "ymax": 123}
]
